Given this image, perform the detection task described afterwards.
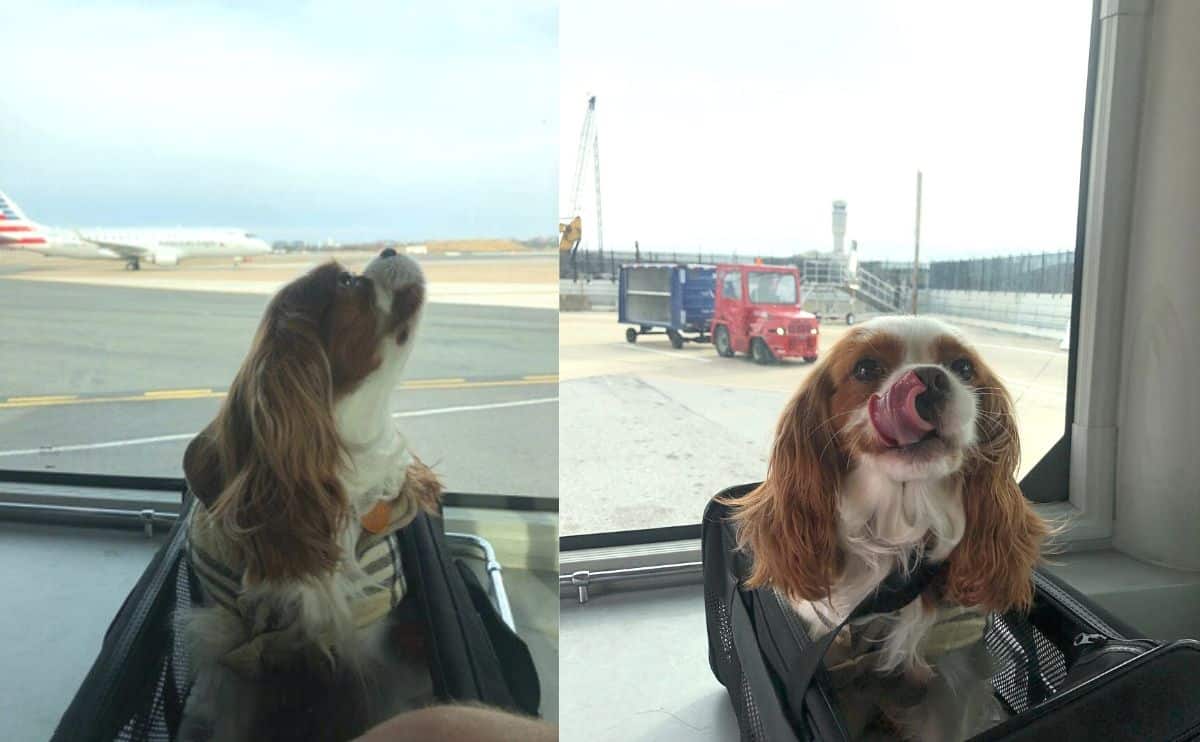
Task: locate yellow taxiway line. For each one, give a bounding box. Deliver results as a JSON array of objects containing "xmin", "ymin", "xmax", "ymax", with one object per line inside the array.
[{"xmin": 0, "ymin": 375, "xmax": 559, "ymax": 410}]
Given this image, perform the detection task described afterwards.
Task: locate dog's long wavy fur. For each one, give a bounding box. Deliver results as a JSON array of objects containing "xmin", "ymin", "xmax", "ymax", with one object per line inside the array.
[{"xmin": 179, "ymin": 258, "xmax": 440, "ymax": 742}]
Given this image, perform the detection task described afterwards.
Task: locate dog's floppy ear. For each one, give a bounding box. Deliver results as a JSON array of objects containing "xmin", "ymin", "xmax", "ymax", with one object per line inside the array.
[
  {"xmin": 203, "ymin": 319, "xmax": 350, "ymax": 584},
  {"xmin": 183, "ymin": 424, "xmax": 223, "ymax": 510},
  {"xmin": 404, "ymin": 456, "xmax": 443, "ymax": 516},
  {"xmin": 946, "ymin": 372, "xmax": 1048, "ymax": 612},
  {"xmin": 725, "ymin": 363, "xmax": 845, "ymax": 601}
]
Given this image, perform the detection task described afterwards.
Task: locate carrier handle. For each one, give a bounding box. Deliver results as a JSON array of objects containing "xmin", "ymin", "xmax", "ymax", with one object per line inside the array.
[{"xmin": 784, "ymin": 557, "xmax": 947, "ymax": 720}]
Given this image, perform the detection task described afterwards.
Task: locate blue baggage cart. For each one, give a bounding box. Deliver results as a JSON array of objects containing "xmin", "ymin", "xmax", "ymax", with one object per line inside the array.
[{"xmin": 618, "ymin": 263, "xmax": 716, "ymax": 348}]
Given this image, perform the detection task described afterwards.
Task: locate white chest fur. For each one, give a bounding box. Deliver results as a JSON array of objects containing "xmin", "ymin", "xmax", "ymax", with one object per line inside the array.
[{"xmin": 789, "ymin": 466, "xmax": 966, "ymax": 673}]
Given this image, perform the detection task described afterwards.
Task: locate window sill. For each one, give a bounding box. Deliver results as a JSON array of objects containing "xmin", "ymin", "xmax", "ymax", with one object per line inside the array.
[{"xmin": 0, "ymin": 482, "xmax": 558, "ymax": 571}]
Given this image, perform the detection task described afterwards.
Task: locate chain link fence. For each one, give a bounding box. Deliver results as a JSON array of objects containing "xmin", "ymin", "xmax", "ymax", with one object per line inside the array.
[
  {"xmin": 926, "ymin": 251, "xmax": 1074, "ymax": 294},
  {"xmin": 560, "ymin": 249, "xmax": 794, "ymax": 281},
  {"xmin": 564, "ymin": 249, "xmax": 1073, "ymax": 292}
]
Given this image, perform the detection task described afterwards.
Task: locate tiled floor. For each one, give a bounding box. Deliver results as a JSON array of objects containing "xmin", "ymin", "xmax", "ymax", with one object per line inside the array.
[
  {"xmin": 0, "ymin": 522, "xmax": 163, "ymax": 742},
  {"xmin": 0, "ymin": 520, "xmax": 558, "ymax": 741},
  {"xmin": 560, "ymin": 584, "xmax": 741, "ymax": 742}
]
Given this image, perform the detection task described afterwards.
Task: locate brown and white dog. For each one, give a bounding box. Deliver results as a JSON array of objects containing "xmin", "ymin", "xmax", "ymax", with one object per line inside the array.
[
  {"xmin": 728, "ymin": 316, "xmax": 1048, "ymax": 741},
  {"xmin": 178, "ymin": 249, "xmax": 442, "ymax": 742}
]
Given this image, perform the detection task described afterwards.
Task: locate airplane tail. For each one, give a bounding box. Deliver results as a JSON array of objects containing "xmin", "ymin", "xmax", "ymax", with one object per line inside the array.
[{"xmin": 0, "ymin": 191, "xmax": 48, "ymax": 248}]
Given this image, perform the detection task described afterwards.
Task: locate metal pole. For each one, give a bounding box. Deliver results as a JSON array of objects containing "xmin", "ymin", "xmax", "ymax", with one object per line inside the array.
[
  {"xmin": 447, "ymin": 533, "xmax": 517, "ymax": 631},
  {"xmin": 592, "ymin": 125, "xmax": 604, "ymax": 254},
  {"xmin": 910, "ymin": 170, "xmax": 923, "ymax": 315}
]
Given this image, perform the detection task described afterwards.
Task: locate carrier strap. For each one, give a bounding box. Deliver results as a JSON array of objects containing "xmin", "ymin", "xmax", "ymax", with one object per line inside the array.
[{"xmin": 784, "ymin": 556, "xmax": 947, "ymax": 720}]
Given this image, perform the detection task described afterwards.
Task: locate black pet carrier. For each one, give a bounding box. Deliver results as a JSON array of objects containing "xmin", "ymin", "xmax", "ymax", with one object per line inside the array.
[
  {"xmin": 52, "ymin": 489, "xmax": 541, "ymax": 742},
  {"xmin": 704, "ymin": 483, "xmax": 1200, "ymax": 742}
]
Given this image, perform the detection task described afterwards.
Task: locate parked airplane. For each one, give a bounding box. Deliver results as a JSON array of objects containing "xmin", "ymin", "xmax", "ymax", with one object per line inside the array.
[{"xmin": 0, "ymin": 191, "xmax": 271, "ymax": 270}]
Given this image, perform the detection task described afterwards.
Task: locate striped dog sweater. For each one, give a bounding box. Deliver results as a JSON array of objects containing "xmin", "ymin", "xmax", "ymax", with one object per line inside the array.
[{"xmin": 186, "ymin": 493, "xmax": 419, "ymax": 677}]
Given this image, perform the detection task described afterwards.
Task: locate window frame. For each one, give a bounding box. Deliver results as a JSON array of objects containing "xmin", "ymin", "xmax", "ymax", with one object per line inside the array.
[
  {"xmin": 0, "ymin": 468, "xmax": 559, "ymax": 516},
  {"xmin": 1042, "ymin": 0, "xmax": 1151, "ymax": 545}
]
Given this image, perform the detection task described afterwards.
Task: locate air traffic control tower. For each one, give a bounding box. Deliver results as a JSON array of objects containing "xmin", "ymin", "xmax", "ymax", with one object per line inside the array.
[{"xmin": 832, "ymin": 200, "xmax": 847, "ymax": 255}]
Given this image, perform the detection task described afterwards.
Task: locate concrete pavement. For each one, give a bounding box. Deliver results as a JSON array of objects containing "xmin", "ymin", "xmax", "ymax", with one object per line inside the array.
[
  {"xmin": 560, "ymin": 311, "xmax": 1069, "ymax": 535},
  {"xmin": 0, "ymin": 276, "xmax": 558, "ymax": 500}
]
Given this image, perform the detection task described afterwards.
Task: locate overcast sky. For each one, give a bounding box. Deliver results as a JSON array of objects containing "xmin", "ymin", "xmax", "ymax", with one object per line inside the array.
[
  {"xmin": 0, "ymin": 1, "xmax": 556, "ymax": 242},
  {"xmin": 560, "ymin": 1, "xmax": 1094, "ymax": 261}
]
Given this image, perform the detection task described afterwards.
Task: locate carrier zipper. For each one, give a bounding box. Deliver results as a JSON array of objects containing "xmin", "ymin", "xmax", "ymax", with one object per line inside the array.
[
  {"xmin": 997, "ymin": 641, "xmax": 1200, "ymax": 729},
  {"xmin": 1032, "ymin": 571, "xmax": 1124, "ymax": 639},
  {"xmin": 1071, "ymin": 643, "xmax": 1155, "ymax": 666}
]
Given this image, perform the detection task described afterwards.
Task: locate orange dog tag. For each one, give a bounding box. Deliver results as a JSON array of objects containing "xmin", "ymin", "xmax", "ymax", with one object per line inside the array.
[{"xmin": 361, "ymin": 500, "xmax": 392, "ymax": 534}]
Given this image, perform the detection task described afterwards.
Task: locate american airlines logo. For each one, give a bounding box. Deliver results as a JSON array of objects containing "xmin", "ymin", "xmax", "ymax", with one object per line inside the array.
[
  {"xmin": 0, "ymin": 198, "xmax": 30, "ymax": 231},
  {"xmin": 0, "ymin": 197, "xmax": 44, "ymax": 243}
]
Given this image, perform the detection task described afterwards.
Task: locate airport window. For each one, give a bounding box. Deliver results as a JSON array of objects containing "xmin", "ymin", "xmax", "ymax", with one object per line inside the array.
[
  {"xmin": 0, "ymin": 4, "xmax": 559, "ymax": 507},
  {"xmin": 1, "ymin": 4, "xmax": 560, "ymax": 738},
  {"xmin": 559, "ymin": 0, "xmax": 1094, "ymax": 538}
]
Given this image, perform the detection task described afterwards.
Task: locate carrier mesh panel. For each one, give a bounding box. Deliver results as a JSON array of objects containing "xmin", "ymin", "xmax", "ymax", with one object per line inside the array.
[
  {"xmin": 986, "ymin": 612, "xmax": 1068, "ymax": 715},
  {"xmin": 706, "ymin": 587, "xmax": 767, "ymax": 742},
  {"xmin": 114, "ymin": 558, "xmax": 193, "ymax": 742},
  {"xmin": 710, "ymin": 584, "xmax": 1076, "ymax": 740},
  {"xmin": 171, "ymin": 562, "xmax": 194, "ymax": 703},
  {"xmin": 92, "ymin": 536, "xmax": 515, "ymax": 742}
]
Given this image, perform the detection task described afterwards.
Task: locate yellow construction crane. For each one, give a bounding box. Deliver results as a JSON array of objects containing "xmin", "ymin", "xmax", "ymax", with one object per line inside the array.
[
  {"xmin": 559, "ymin": 215, "xmax": 582, "ymax": 253},
  {"xmin": 560, "ymin": 96, "xmax": 602, "ymax": 262}
]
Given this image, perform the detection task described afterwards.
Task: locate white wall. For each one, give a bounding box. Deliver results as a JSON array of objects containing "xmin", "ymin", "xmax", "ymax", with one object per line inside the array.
[
  {"xmin": 1112, "ymin": 0, "xmax": 1200, "ymax": 570},
  {"xmin": 916, "ymin": 289, "xmax": 1071, "ymax": 331},
  {"xmin": 560, "ymin": 279, "xmax": 618, "ymax": 308}
]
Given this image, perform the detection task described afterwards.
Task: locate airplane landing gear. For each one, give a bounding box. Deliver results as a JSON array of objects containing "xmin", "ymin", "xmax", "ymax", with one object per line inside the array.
[{"xmin": 124, "ymin": 258, "xmax": 141, "ymax": 271}]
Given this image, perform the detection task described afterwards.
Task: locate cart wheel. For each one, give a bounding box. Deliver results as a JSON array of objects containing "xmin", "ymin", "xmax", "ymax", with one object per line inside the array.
[
  {"xmin": 845, "ymin": 312, "xmax": 856, "ymax": 325},
  {"xmin": 667, "ymin": 329, "xmax": 684, "ymax": 349},
  {"xmin": 803, "ymin": 355, "xmax": 819, "ymax": 364},
  {"xmin": 714, "ymin": 326, "xmax": 734, "ymax": 357},
  {"xmin": 626, "ymin": 327, "xmax": 638, "ymax": 344},
  {"xmin": 751, "ymin": 338, "xmax": 775, "ymax": 365}
]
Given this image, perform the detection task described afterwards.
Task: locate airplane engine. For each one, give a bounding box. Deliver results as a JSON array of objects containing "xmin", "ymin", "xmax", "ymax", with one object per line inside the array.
[{"xmin": 146, "ymin": 248, "xmax": 180, "ymax": 267}]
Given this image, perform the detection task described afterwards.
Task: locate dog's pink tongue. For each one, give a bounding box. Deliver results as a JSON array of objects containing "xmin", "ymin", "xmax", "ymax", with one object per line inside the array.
[{"xmin": 869, "ymin": 371, "xmax": 935, "ymax": 447}]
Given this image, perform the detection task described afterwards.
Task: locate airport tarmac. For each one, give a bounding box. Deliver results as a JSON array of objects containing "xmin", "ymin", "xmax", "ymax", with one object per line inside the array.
[
  {"xmin": 559, "ymin": 311, "xmax": 1069, "ymax": 535},
  {"xmin": 0, "ymin": 256, "xmax": 558, "ymax": 500},
  {"xmin": 0, "ymin": 249, "xmax": 558, "ymax": 308}
]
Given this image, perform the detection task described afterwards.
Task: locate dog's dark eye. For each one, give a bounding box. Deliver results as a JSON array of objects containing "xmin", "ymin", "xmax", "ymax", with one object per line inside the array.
[
  {"xmin": 950, "ymin": 358, "xmax": 974, "ymax": 381},
  {"xmin": 852, "ymin": 358, "xmax": 883, "ymax": 382},
  {"xmin": 338, "ymin": 272, "xmax": 354, "ymax": 288}
]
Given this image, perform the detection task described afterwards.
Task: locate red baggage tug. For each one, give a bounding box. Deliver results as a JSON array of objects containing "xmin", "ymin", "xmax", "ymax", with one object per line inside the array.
[{"xmin": 711, "ymin": 263, "xmax": 819, "ymax": 364}]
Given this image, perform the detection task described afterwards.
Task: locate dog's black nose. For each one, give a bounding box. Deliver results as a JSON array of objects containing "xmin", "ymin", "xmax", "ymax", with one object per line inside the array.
[
  {"xmin": 380, "ymin": 247, "xmax": 397, "ymax": 258},
  {"xmin": 913, "ymin": 366, "xmax": 950, "ymax": 423}
]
